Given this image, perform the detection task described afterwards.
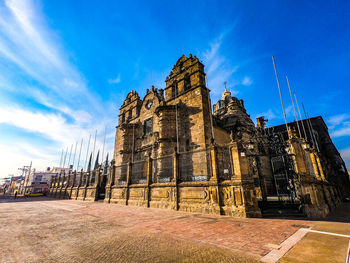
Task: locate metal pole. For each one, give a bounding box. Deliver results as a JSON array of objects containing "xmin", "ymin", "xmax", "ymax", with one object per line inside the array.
[
  {"xmin": 92, "ymin": 130, "xmax": 97, "ymax": 166},
  {"xmin": 72, "ymin": 141, "xmax": 78, "ymax": 170},
  {"xmin": 272, "ymin": 56, "xmax": 290, "ymax": 139},
  {"xmin": 205, "ymin": 67, "xmax": 215, "ymax": 142},
  {"xmin": 302, "ymin": 102, "xmax": 316, "ymax": 149},
  {"xmin": 84, "ymin": 134, "xmax": 91, "ymax": 171},
  {"xmin": 294, "ymin": 92, "xmax": 307, "ymax": 140},
  {"xmin": 76, "ymin": 139, "xmax": 83, "ymax": 171},
  {"xmin": 101, "ymin": 126, "xmax": 107, "ymax": 163},
  {"xmin": 175, "ymin": 83, "xmax": 179, "ymax": 153},
  {"xmin": 286, "ymin": 76, "xmax": 301, "ymax": 138},
  {"xmin": 306, "ymin": 110, "xmax": 320, "ymax": 152},
  {"xmin": 67, "ymin": 144, "xmax": 73, "ymax": 168},
  {"xmin": 59, "ymin": 149, "xmax": 63, "ymax": 167},
  {"xmin": 62, "ymin": 147, "xmax": 68, "ymax": 167},
  {"xmin": 131, "ymin": 124, "xmax": 135, "ymax": 162}
]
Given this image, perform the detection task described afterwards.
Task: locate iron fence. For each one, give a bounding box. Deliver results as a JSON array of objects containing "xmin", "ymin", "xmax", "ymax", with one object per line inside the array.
[
  {"xmin": 178, "ymin": 150, "xmax": 211, "ymax": 182},
  {"xmin": 152, "ymin": 155, "xmax": 173, "ymax": 183},
  {"xmin": 130, "ymin": 160, "xmax": 147, "ymax": 184},
  {"xmin": 114, "ymin": 164, "xmax": 128, "ymax": 185},
  {"xmin": 216, "ymin": 146, "xmax": 232, "ymax": 180}
]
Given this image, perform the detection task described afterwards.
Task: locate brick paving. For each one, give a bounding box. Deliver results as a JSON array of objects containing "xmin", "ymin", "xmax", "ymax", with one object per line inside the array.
[{"xmin": 0, "ymin": 197, "xmax": 315, "ymax": 262}]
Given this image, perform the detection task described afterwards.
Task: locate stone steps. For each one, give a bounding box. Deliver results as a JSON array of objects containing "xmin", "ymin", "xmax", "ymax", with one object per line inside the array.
[{"xmin": 259, "ymin": 200, "xmax": 305, "ymax": 218}]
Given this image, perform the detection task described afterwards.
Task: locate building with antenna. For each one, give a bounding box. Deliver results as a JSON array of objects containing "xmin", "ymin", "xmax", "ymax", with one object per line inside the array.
[{"xmin": 49, "ymin": 54, "xmax": 349, "ymax": 218}]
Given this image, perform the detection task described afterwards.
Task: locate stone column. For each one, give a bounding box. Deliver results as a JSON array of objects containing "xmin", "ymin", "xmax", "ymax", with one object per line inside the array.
[
  {"xmin": 209, "ymin": 144, "xmax": 219, "ymax": 182},
  {"xmin": 172, "ymin": 151, "xmax": 179, "ymax": 210},
  {"xmin": 105, "ymin": 161, "xmax": 115, "ymax": 203},
  {"xmin": 126, "ymin": 162, "xmax": 132, "ymax": 205},
  {"xmin": 315, "ymin": 154, "xmax": 326, "ymax": 181},
  {"xmin": 230, "ymin": 141, "xmax": 249, "ymax": 180},
  {"xmin": 64, "ymin": 172, "xmax": 71, "ymax": 199},
  {"xmin": 94, "ymin": 167, "xmax": 101, "ymax": 187},
  {"xmin": 229, "ymin": 141, "xmax": 261, "ymax": 218},
  {"xmin": 146, "ymin": 155, "xmax": 152, "ymax": 208},
  {"xmin": 310, "ymin": 152, "xmax": 321, "ymax": 180},
  {"xmin": 70, "ymin": 171, "xmax": 76, "ymax": 199}
]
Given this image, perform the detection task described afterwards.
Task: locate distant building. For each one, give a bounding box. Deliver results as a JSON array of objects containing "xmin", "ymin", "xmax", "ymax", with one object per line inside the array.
[
  {"xmin": 1, "ymin": 176, "xmax": 23, "ymax": 194},
  {"xmin": 23, "ymin": 167, "xmax": 69, "ymax": 194}
]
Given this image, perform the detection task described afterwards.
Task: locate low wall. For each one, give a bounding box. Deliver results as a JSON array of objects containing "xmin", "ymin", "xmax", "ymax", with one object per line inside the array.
[
  {"xmin": 300, "ymin": 180, "xmax": 341, "ymax": 218},
  {"xmin": 105, "ymin": 180, "xmax": 261, "ymax": 218}
]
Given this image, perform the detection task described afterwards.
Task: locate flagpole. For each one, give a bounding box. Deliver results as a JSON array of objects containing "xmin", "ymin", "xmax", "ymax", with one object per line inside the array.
[
  {"xmin": 59, "ymin": 149, "xmax": 63, "ymax": 167},
  {"xmin": 303, "ymin": 104, "xmax": 320, "ymax": 152},
  {"xmin": 62, "ymin": 147, "xmax": 68, "ymax": 168},
  {"xmin": 67, "ymin": 144, "xmax": 73, "ymax": 168},
  {"xmin": 286, "ymin": 76, "xmax": 301, "ymax": 138},
  {"xmin": 92, "ymin": 130, "xmax": 97, "ymax": 165},
  {"xmin": 72, "ymin": 141, "xmax": 78, "ymax": 170},
  {"xmin": 294, "ymin": 92, "xmax": 307, "ymax": 140},
  {"xmin": 272, "ymin": 56, "xmax": 290, "ymax": 139},
  {"xmin": 101, "ymin": 126, "xmax": 107, "ymax": 163},
  {"xmin": 84, "ymin": 134, "xmax": 91, "ymax": 171},
  {"xmin": 302, "ymin": 102, "xmax": 317, "ymax": 150},
  {"xmin": 76, "ymin": 139, "xmax": 83, "ymax": 171},
  {"xmin": 205, "ymin": 66, "xmax": 215, "ymax": 142}
]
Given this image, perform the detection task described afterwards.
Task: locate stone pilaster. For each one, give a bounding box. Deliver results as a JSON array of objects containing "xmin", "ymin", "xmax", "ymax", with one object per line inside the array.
[
  {"xmin": 229, "ymin": 141, "xmax": 261, "ymax": 218},
  {"xmin": 173, "ymin": 151, "xmax": 179, "ymax": 210}
]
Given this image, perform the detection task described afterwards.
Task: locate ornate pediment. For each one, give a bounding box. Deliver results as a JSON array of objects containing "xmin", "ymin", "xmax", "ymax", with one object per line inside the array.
[{"xmin": 121, "ymin": 90, "xmax": 140, "ymax": 109}]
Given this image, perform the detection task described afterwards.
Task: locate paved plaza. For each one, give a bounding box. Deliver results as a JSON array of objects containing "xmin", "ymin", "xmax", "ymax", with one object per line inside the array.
[{"xmin": 0, "ymin": 197, "xmax": 349, "ymax": 263}]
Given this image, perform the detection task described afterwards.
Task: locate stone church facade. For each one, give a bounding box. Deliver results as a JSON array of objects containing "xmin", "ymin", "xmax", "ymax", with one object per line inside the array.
[{"xmin": 49, "ymin": 54, "xmax": 349, "ymax": 218}]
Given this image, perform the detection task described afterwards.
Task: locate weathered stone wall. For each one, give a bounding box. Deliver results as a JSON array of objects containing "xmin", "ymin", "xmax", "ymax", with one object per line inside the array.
[{"xmin": 47, "ymin": 54, "xmax": 347, "ymax": 220}]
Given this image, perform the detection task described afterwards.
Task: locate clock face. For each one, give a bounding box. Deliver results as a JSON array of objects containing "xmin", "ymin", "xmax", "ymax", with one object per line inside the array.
[{"xmin": 145, "ymin": 100, "xmax": 153, "ymax": 109}]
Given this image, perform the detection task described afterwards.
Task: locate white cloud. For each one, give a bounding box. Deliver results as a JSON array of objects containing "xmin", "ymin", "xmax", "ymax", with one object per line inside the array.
[
  {"xmin": 339, "ymin": 147, "xmax": 350, "ymax": 169},
  {"xmin": 0, "ymin": 0, "xmax": 94, "ymax": 103},
  {"xmin": 327, "ymin": 113, "xmax": 350, "ymax": 138},
  {"xmin": 109, "ymin": 74, "xmax": 121, "ymax": 84},
  {"xmin": 202, "ymin": 35, "xmax": 238, "ymax": 97},
  {"xmin": 254, "ymin": 109, "xmax": 278, "ymax": 121},
  {"xmin": 327, "ymin": 114, "xmax": 349, "ymax": 129},
  {"xmin": 0, "ymin": 103, "xmax": 114, "ymax": 176},
  {"xmin": 331, "ymin": 126, "xmax": 350, "ymax": 138},
  {"xmin": 0, "ymin": 1, "xmax": 115, "ymax": 178},
  {"xmin": 241, "ymin": 76, "xmax": 252, "ymax": 86},
  {"xmin": 202, "ymin": 34, "xmax": 253, "ymax": 100}
]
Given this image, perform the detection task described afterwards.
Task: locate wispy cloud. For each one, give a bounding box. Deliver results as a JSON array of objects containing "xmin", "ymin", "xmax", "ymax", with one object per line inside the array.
[
  {"xmin": 108, "ymin": 73, "xmax": 121, "ymax": 84},
  {"xmin": 202, "ymin": 33, "xmax": 253, "ymax": 100},
  {"xmin": 0, "ymin": 0, "xmax": 114, "ymax": 177},
  {"xmin": 331, "ymin": 126, "xmax": 350, "ymax": 138},
  {"xmin": 327, "ymin": 113, "xmax": 350, "ymax": 138},
  {"xmin": 254, "ymin": 109, "xmax": 278, "ymax": 122},
  {"xmin": 202, "ymin": 34, "xmax": 238, "ymax": 97},
  {"xmin": 339, "ymin": 147, "xmax": 350, "ymax": 169},
  {"xmin": 327, "ymin": 114, "xmax": 349, "ymax": 129},
  {"xmin": 241, "ymin": 76, "xmax": 252, "ymax": 86}
]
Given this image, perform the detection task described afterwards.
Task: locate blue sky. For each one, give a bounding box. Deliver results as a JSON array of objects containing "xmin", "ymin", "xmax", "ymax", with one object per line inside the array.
[{"xmin": 0, "ymin": 0, "xmax": 349, "ymax": 178}]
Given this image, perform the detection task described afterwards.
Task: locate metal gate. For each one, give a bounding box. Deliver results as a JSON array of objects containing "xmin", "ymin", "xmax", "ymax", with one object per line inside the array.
[{"xmin": 271, "ymin": 156, "xmax": 290, "ymax": 196}]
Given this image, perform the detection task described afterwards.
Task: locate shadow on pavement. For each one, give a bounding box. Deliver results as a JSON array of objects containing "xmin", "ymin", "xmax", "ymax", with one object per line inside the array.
[
  {"xmin": 259, "ymin": 201, "xmax": 350, "ymax": 223},
  {"xmin": 0, "ymin": 196, "xmax": 61, "ymax": 203}
]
